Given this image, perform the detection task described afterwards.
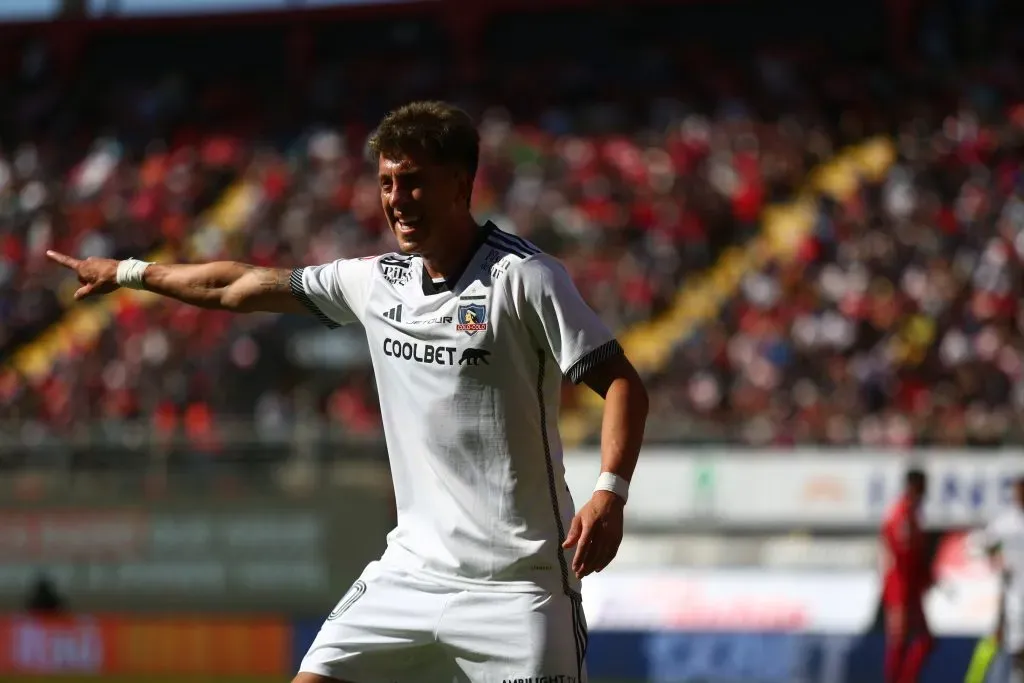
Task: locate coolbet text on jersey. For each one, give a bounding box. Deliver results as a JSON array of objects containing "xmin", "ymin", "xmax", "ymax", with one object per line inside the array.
[{"xmin": 291, "ymin": 222, "xmax": 620, "ymax": 682}]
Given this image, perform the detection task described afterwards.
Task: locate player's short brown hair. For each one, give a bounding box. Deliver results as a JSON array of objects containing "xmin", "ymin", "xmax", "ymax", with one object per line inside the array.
[{"xmin": 368, "ymin": 101, "xmax": 480, "ymax": 188}]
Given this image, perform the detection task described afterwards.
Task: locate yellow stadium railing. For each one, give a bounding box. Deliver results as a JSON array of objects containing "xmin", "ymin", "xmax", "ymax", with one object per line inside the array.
[
  {"xmin": 6, "ymin": 179, "xmax": 259, "ymax": 384},
  {"xmin": 557, "ymin": 137, "xmax": 897, "ymax": 446}
]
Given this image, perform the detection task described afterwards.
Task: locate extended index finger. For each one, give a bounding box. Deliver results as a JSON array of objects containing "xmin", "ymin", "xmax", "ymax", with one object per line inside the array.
[{"xmin": 46, "ymin": 250, "xmax": 81, "ymax": 269}]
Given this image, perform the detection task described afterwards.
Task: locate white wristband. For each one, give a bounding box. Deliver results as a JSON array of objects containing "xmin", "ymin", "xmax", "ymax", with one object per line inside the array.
[
  {"xmin": 116, "ymin": 258, "xmax": 153, "ymax": 290},
  {"xmin": 594, "ymin": 472, "xmax": 629, "ymax": 503}
]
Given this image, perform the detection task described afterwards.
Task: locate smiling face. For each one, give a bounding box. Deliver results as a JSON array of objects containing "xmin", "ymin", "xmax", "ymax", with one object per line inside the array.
[{"xmin": 378, "ymin": 150, "xmax": 469, "ymax": 256}]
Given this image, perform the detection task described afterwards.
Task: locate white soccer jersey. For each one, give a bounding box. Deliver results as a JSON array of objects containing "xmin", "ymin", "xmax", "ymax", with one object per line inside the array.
[
  {"xmin": 983, "ymin": 506, "xmax": 1024, "ymax": 652},
  {"xmin": 291, "ymin": 222, "xmax": 622, "ymax": 597}
]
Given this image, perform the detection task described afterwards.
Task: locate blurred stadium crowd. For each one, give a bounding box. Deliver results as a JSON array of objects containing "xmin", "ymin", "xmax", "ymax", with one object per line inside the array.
[
  {"xmin": 657, "ymin": 87, "xmax": 1024, "ymax": 448},
  {"xmin": 0, "ymin": 2, "xmax": 1022, "ymax": 469}
]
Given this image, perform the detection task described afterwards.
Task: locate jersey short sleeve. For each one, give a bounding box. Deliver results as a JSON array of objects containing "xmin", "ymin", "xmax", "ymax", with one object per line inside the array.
[
  {"xmin": 506, "ymin": 253, "xmax": 623, "ymax": 384},
  {"xmin": 291, "ymin": 258, "xmax": 375, "ymax": 328}
]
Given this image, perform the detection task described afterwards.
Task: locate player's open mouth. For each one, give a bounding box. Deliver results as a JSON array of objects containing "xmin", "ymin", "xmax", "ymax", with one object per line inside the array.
[{"xmin": 395, "ymin": 218, "xmax": 422, "ymax": 234}]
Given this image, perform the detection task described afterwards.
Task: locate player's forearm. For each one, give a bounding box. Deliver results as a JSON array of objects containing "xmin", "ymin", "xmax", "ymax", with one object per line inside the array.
[
  {"xmin": 142, "ymin": 261, "xmax": 261, "ymax": 310},
  {"xmin": 597, "ymin": 374, "xmax": 648, "ymax": 482}
]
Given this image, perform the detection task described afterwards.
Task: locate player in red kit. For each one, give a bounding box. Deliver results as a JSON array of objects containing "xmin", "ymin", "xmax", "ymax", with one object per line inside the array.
[{"xmin": 880, "ymin": 469, "xmax": 936, "ymax": 683}]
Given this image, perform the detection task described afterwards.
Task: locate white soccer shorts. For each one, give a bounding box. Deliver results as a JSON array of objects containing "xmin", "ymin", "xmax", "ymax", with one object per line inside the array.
[{"xmin": 299, "ymin": 561, "xmax": 589, "ymax": 683}]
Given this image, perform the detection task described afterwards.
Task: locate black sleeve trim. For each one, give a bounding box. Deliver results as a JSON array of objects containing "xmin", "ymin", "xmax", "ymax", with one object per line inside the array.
[
  {"xmin": 567, "ymin": 339, "xmax": 624, "ymax": 384},
  {"xmin": 290, "ymin": 267, "xmax": 341, "ymax": 330}
]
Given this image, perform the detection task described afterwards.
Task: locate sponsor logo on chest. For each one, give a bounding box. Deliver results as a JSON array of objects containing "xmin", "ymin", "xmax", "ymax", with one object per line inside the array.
[{"xmin": 381, "ymin": 338, "xmax": 491, "ymax": 367}]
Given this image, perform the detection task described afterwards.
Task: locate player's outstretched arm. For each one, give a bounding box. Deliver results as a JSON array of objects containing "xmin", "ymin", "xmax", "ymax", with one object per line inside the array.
[{"xmin": 46, "ymin": 251, "xmax": 310, "ymax": 315}]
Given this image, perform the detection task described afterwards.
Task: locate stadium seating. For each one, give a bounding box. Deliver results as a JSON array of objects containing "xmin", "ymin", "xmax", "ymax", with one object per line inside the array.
[
  {"xmin": 646, "ymin": 87, "xmax": 1024, "ymax": 446},
  {"xmin": 1, "ymin": 43, "xmax": 836, "ymax": 452},
  {"xmin": 1, "ymin": 7, "xmax": 1021, "ymax": 469}
]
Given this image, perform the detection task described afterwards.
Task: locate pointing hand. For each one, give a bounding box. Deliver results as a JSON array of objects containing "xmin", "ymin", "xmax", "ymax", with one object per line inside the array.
[{"xmin": 46, "ymin": 251, "xmax": 120, "ymax": 301}]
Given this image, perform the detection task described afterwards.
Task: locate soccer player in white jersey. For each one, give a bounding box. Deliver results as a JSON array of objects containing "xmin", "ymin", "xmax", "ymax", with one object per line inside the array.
[
  {"xmin": 48, "ymin": 101, "xmax": 649, "ymax": 683},
  {"xmin": 981, "ymin": 476, "xmax": 1024, "ymax": 683}
]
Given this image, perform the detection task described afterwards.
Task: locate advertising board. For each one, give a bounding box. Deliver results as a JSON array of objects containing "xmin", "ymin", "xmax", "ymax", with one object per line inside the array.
[
  {"xmin": 564, "ymin": 449, "xmax": 1024, "ymax": 530},
  {"xmin": 0, "ymin": 1, "xmax": 60, "ymax": 21},
  {"xmin": 0, "ymin": 492, "xmax": 393, "ymax": 613},
  {"xmin": 88, "ymin": 0, "xmax": 435, "ymax": 17},
  {"xmin": 0, "ymin": 510, "xmax": 328, "ymax": 611},
  {"xmin": 0, "ymin": 615, "xmax": 289, "ymax": 676},
  {"xmin": 575, "ymin": 564, "xmax": 1003, "ymax": 683},
  {"xmin": 580, "ymin": 569, "xmax": 875, "ymax": 634},
  {"xmin": 865, "ymin": 454, "xmax": 1022, "ymax": 527},
  {"xmin": 0, "ymin": 615, "xmax": 107, "ymax": 675},
  {"xmin": 586, "ymin": 630, "xmax": 982, "ymax": 683},
  {"xmin": 0, "ymin": 512, "xmax": 147, "ymax": 561},
  {"xmin": 104, "ymin": 617, "xmax": 289, "ymax": 675},
  {"xmin": 563, "ymin": 449, "xmax": 706, "ymax": 525},
  {"xmin": 708, "ymin": 456, "xmax": 891, "ymax": 526},
  {"xmin": 579, "ymin": 567, "xmax": 998, "ymax": 637}
]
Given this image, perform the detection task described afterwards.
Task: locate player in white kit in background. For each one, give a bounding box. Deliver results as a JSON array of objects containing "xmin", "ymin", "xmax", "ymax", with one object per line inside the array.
[
  {"xmin": 47, "ymin": 101, "xmax": 650, "ymax": 683},
  {"xmin": 982, "ymin": 476, "xmax": 1024, "ymax": 683}
]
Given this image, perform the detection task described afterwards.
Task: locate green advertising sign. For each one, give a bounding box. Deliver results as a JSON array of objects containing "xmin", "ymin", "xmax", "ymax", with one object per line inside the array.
[{"xmin": 0, "ymin": 485, "xmax": 395, "ymax": 615}]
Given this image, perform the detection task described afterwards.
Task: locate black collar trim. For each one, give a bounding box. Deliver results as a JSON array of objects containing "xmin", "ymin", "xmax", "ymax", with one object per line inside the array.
[{"xmin": 419, "ymin": 221, "xmax": 497, "ymax": 296}]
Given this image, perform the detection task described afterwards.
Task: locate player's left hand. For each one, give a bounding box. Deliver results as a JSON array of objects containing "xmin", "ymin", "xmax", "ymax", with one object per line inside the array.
[{"xmin": 563, "ymin": 490, "xmax": 624, "ymax": 580}]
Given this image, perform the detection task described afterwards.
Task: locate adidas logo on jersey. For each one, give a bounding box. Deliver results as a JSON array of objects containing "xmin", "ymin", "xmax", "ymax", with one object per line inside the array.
[{"xmin": 383, "ymin": 306, "xmax": 454, "ymax": 326}]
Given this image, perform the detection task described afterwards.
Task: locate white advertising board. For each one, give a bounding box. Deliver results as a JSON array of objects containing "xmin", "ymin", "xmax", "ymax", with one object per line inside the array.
[
  {"xmin": 710, "ymin": 455, "xmax": 888, "ymax": 526},
  {"xmin": 581, "ymin": 569, "xmax": 877, "ymax": 634},
  {"xmin": 564, "ymin": 449, "xmax": 1024, "ymax": 528},
  {"xmin": 581, "ymin": 568, "xmax": 998, "ymax": 636},
  {"xmin": 563, "ymin": 449, "xmax": 704, "ymax": 525}
]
